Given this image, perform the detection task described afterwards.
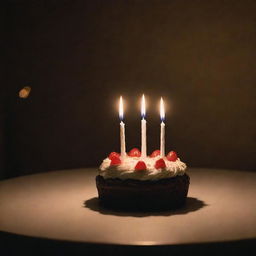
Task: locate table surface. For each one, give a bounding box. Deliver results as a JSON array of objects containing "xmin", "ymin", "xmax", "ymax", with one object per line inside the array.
[{"xmin": 0, "ymin": 168, "xmax": 256, "ymax": 246}]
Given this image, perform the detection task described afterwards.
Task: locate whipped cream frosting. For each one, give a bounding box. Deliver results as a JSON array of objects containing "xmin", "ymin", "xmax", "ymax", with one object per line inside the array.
[{"xmin": 99, "ymin": 155, "xmax": 187, "ymax": 181}]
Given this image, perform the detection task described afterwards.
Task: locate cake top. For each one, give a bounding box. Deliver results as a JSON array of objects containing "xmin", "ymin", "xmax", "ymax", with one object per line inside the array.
[{"xmin": 99, "ymin": 148, "xmax": 187, "ymax": 181}]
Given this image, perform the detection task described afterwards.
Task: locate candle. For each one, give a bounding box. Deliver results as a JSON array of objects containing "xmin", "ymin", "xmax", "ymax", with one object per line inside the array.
[
  {"xmin": 119, "ymin": 96, "xmax": 126, "ymax": 158},
  {"xmin": 160, "ymin": 97, "xmax": 165, "ymax": 157},
  {"xmin": 141, "ymin": 94, "xmax": 147, "ymax": 158}
]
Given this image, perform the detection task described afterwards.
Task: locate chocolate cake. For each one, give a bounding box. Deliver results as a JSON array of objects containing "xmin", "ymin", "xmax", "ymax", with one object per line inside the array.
[{"xmin": 96, "ymin": 149, "xmax": 190, "ymax": 211}]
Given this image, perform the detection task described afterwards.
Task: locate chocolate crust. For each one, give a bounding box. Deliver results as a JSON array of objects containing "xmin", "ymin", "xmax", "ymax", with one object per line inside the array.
[{"xmin": 96, "ymin": 174, "xmax": 190, "ymax": 211}]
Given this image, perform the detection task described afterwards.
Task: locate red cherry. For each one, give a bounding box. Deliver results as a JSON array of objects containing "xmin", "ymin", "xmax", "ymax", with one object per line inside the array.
[
  {"xmin": 135, "ymin": 161, "xmax": 147, "ymax": 171},
  {"xmin": 150, "ymin": 150, "xmax": 160, "ymax": 158},
  {"xmin": 110, "ymin": 156, "xmax": 121, "ymax": 166},
  {"xmin": 155, "ymin": 158, "xmax": 166, "ymax": 169},
  {"xmin": 128, "ymin": 148, "xmax": 141, "ymax": 157},
  {"xmin": 166, "ymin": 151, "xmax": 178, "ymax": 161},
  {"xmin": 108, "ymin": 152, "xmax": 120, "ymax": 160}
]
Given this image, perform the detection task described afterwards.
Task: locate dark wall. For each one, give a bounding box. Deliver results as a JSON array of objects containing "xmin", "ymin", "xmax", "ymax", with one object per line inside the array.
[
  {"xmin": 0, "ymin": 89, "xmax": 5, "ymax": 179},
  {"xmin": 5, "ymin": 0, "xmax": 256, "ymax": 177}
]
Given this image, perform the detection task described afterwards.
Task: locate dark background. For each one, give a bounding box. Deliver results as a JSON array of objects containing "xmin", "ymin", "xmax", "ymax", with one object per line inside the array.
[{"xmin": 3, "ymin": 0, "xmax": 256, "ymax": 179}]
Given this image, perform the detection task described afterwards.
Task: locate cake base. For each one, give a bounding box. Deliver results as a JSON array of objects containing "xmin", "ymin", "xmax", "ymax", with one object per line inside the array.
[{"xmin": 96, "ymin": 174, "xmax": 190, "ymax": 211}]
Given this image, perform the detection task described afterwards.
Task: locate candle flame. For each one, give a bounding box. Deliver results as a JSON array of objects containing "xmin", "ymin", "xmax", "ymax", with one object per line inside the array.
[
  {"xmin": 160, "ymin": 97, "xmax": 165, "ymax": 121},
  {"xmin": 119, "ymin": 96, "xmax": 124, "ymax": 120},
  {"xmin": 141, "ymin": 94, "xmax": 146, "ymax": 119}
]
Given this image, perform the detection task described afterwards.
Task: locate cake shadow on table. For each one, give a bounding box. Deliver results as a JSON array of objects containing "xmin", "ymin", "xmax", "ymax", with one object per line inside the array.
[{"xmin": 83, "ymin": 196, "xmax": 206, "ymax": 217}]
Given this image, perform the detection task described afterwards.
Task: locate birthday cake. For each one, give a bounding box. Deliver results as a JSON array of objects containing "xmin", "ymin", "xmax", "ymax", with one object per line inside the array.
[
  {"xmin": 96, "ymin": 95, "xmax": 189, "ymax": 210},
  {"xmin": 96, "ymin": 149, "xmax": 190, "ymax": 210}
]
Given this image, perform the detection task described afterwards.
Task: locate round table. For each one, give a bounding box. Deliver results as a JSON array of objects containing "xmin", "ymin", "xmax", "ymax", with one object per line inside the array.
[{"xmin": 0, "ymin": 168, "xmax": 256, "ymax": 254}]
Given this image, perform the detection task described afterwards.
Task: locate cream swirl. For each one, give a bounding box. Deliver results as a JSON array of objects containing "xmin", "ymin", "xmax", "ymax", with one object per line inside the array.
[{"xmin": 99, "ymin": 155, "xmax": 187, "ymax": 181}]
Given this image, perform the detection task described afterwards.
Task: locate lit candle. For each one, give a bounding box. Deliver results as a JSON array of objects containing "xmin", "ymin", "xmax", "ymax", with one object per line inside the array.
[
  {"xmin": 119, "ymin": 96, "xmax": 126, "ymax": 158},
  {"xmin": 160, "ymin": 97, "xmax": 165, "ymax": 157},
  {"xmin": 141, "ymin": 94, "xmax": 147, "ymax": 158}
]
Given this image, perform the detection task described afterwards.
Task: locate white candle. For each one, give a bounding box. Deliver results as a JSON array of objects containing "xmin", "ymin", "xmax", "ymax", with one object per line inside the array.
[
  {"xmin": 119, "ymin": 96, "xmax": 126, "ymax": 158},
  {"xmin": 141, "ymin": 94, "xmax": 147, "ymax": 158},
  {"xmin": 160, "ymin": 97, "xmax": 165, "ymax": 157}
]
